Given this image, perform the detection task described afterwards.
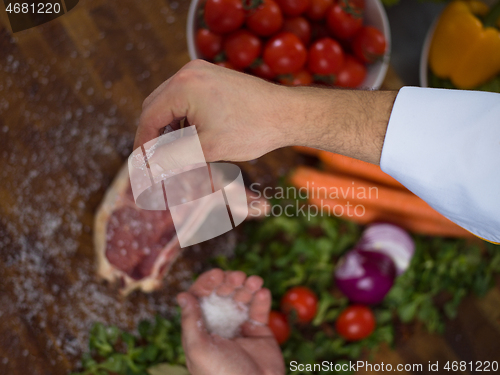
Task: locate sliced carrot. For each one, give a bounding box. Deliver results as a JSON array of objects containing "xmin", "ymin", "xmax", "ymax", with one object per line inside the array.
[
  {"xmin": 307, "ymin": 196, "xmax": 471, "ymax": 237},
  {"xmin": 319, "ymin": 151, "xmax": 406, "ymax": 190},
  {"xmin": 289, "ymin": 166, "xmax": 471, "ymax": 237},
  {"xmin": 290, "ymin": 166, "xmax": 433, "ymax": 220}
]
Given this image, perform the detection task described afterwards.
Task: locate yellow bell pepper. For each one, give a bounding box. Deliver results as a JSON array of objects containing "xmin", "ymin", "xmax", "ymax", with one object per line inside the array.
[{"xmin": 429, "ymin": 0, "xmax": 500, "ymax": 89}]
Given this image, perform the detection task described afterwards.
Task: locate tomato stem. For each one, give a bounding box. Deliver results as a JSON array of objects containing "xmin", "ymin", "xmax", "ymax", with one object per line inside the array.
[
  {"xmin": 213, "ymin": 51, "xmax": 227, "ymax": 63},
  {"xmin": 243, "ymin": 0, "xmax": 264, "ymax": 11},
  {"xmin": 340, "ymin": 0, "xmax": 364, "ymax": 19}
]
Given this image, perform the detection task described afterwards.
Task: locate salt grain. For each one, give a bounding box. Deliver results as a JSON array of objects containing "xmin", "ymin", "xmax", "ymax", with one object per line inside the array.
[{"xmin": 200, "ymin": 292, "xmax": 249, "ymax": 339}]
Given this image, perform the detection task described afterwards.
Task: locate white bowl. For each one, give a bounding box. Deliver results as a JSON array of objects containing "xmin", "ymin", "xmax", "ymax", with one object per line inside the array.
[
  {"xmin": 419, "ymin": 19, "xmax": 437, "ymax": 87},
  {"xmin": 187, "ymin": 0, "xmax": 391, "ymax": 89}
]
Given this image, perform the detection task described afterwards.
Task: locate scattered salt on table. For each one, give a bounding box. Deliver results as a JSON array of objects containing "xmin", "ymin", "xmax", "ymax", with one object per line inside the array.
[{"xmin": 200, "ymin": 292, "xmax": 249, "ymax": 339}]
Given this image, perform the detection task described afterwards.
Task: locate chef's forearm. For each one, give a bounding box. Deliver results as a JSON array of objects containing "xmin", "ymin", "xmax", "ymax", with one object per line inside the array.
[{"xmin": 280, "ymin": 87, "xmax": 398, "ymax": 165}]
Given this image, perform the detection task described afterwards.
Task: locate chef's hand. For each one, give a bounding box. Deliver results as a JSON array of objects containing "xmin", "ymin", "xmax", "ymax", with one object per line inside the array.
[
  {"xmin": 135, "ymin": 60, "xmax": 397, "ymax": 165},
  {"xmin": 177, "ymin": 268, "xmax": 285, "ymax": 375}
]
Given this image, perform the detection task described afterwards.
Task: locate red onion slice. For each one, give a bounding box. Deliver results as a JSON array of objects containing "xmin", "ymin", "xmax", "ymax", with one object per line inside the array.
[{"xmin": 357, "ymin": 222, "xmax": 415, "ymax": 275}]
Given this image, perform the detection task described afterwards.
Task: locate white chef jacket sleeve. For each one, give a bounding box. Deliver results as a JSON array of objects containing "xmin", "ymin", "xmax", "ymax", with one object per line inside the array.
[{"xmin": 380, "ymin": 87, "xmax": 500, "ymax": 243}]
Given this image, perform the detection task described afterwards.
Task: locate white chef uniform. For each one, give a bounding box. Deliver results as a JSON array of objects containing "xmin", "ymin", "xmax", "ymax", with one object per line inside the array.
[{"xmin": 381, "ymin": 87, "xmax": 500, "ymax": 244}]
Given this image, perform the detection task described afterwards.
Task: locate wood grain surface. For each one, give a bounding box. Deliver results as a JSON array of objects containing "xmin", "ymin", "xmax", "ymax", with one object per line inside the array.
[{"xmin": 0, "ymin": 1, "xmax": 498, "ymax": 374}]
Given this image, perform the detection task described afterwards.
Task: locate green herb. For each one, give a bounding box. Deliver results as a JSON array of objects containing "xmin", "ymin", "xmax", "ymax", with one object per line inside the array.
[
  {"xmin": 71, "ymin": 314, "xmax": 185, "ymax": 375},
  {"xmin": 215, "ymin": 214, "xmax": 360, "ymax": 301},
  {"xmin": 74, "ymin": 199, "xmax": 500, "ymax": 375},
  {"xmin": 384, "ymin": 237, "xmax": 500, "ymax": 332}
]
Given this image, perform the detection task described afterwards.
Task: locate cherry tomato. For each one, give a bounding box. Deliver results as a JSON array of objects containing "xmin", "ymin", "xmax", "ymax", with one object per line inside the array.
[
  {"xmin": 250, "ymin": 60, "xmax": 276, "ymax": 80},
  {"xmin": 247, "ymin": 0, "xmax": 284, "ymax": 37},
  {"xmin": 195, "ymin": 29, "xmax": 223, "ymax": 60},
  {"xmin": 305, "ymin": 0, "xmax": 333, "ymax": 20},
  {"xmin": 326, "ymin": 0, "xmax": 364, "ymax": 41},
  {"xmin": 336, "ymin": 54, "xmax": 366, "ymax": 87},
  {"xmin": 307, "ymin": 37, "xmax": 344, "ymax": 75},
  {"xmin": 278, "ymin": 69, "xmax": 313, "ymax": 86},
  {"xmin": 281, "ymin": 16, "xmax": 312, "ymax": 46},
  {"xmin": 335, "ymin": 305, "xmax": 375, "ymax": 341},
  {"xmin": 263, "ymin": 32, "xmax": 307, "ymax": 74},
  {"xmin": 204, "ymin": 0, "xmax": 245, "ymax": 34},
  {"xmin": 352, "ymin": 26, "xmax": 386, "ymax": 64},
  {"xmin": 225, "ymin": 30, "xmax": 262, "ymax": 69},
  {"xmin": 268, "ymin": 311, "xmax": 291, "ymax": 344},
  {"xmin": 275, "ymin": 0, "xmax": 311, "ymax": 17},
  {"xmin": 281, "ymin": 286, "xmax": 318, "ymax": 323}
]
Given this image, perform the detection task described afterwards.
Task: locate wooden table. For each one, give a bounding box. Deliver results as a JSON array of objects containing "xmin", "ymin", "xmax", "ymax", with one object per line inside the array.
[
  {"xmin": 0, "ymin": 1, "xmax": 197, "ymax": 373},
  {"xmin": 0, "ymin": 1, "xmax": 498, "ymax": 374}
]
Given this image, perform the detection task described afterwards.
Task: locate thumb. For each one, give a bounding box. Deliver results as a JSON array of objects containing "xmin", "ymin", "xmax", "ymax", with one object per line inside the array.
[
  {"xmin": 146, "ymin": 126, "xmax": 207, "ymax": 181},
  {"xmin": 177, "ymin": 292, "xmax": 209, "ymax": 349}
]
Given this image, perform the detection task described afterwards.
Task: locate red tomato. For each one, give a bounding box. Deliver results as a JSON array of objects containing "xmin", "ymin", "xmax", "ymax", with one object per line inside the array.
[
  {"xmin": 281, "ymin": 286, "xmax": 318, "ymax": 323},
  {"xmin": 278, "ymin": 69, "xmax": 313, "ymax": 86},
  {"xmin": 307, "ymin": 37, "xmax": 344, "ymax": 75},
  {"xmin": 336, "ymin": 54, "xmax": 366, "ymax": 87},
  {"xmin": 250, "ymin": 60, "xmax": 276, "ymax": 80},
  {"xmin": 305, "ymin": 0, "xmax": 333, "ymax": 20},
  {"xmin": 335, "ymin": 305, "xmax": 375, "ymax": 341},
  {"xmin": 263, "ymin": 32, "xmax": 307, "ymax": 74},
  {"xmin": 281, "ymin": 16, "xmax": 311, "ymax": 46},
  {"xmin": 268, "ymin": 311, "xmax": 291, "ymax": 344},
  {"xmin": 195, "ymin": 29, "xmax": 223, "ymax": 60},
  {"xmin": 204, "ymin": 0, "xmax": 245, "ymax": 34},
  {"xmin": 246, "ymin": 0, "xmax": 284, "ymax": 37},
  {"xmin": 326, "ymin": 1, "xmax": 364, "ymax": 40},
  {"xmin": 225, "ymin": 30, "xmax": 262, "ymax": 69},
  {"xmin": 352, "ymin": 26, "xmax": 386, "ymax": 64},
  {"xmin": 275, "ymin": 0, "xmax": 311, "ymax": 17}
]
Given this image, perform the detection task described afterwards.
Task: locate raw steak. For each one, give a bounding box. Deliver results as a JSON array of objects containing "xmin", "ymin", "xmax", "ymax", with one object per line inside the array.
[{"xmin": 94, "ymin": 162, "xmax": 268, "ymax": 295}]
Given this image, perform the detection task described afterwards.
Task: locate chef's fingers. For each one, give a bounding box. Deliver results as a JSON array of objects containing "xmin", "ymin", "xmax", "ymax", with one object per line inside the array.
[
  {"xmin": 240, "ymin": 320, "xmax": 274, "ymax": 338},
  {"xmin": 233, "ymin": 288, "xmax": 253, "ymax": 304},
  {"xmin": 227, "ymin": 271, "xmax": 246, "ymax": 288},
  {"xmin": 145, "ymin": 131, "xmax": 207, "ymax": 176},
  {"xmin": 244, "ymin": 275, "xmax": 264, "ymax": 293},
  {"xmin": 249, "ymin": 288, "xmax": 272, "ymax": 324},
  {"xmin": 134, "ymin": 70, "xmax": 189, "ymax": 150},
  {"xmin": 216, "ymin": 271, "xmax": 245, "ymax": 297},
  {"xmin": 189, "ymin": 268, "xmax": 224, "ymax": 297},
  {"xmin": 233, "ymin": 274, "xmax": 262, "ymax": 304},
  {"xmin": 177, "ymin": 292, "xmax": 210, "ymax": 349},
  {"xmin": 240, "ymin": 288, "xmax": 274, "ymax": 338},
  {"xmin": 142, "ymin": 76, "xmax": 172, "ymax": 110}
]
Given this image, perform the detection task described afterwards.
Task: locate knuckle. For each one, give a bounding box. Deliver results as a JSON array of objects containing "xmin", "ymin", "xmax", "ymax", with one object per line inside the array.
[
  {"xmin": 174, "ymin": 60, "xmax": 212, "ymax": 86},
  {"xmin": 186, "ymin": 58, "xmax": 209, "ymax": 69}
]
